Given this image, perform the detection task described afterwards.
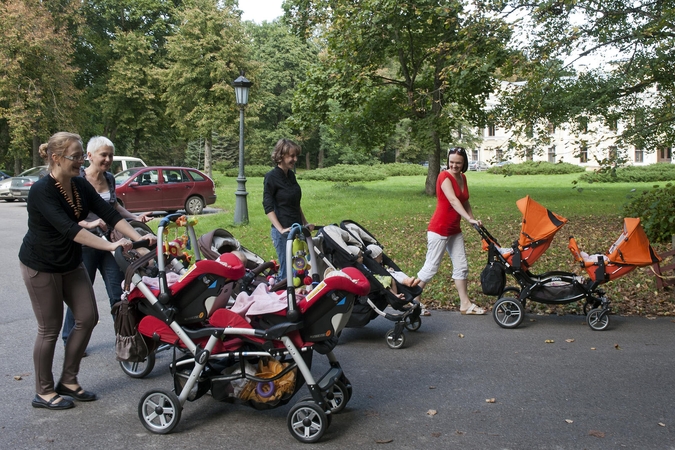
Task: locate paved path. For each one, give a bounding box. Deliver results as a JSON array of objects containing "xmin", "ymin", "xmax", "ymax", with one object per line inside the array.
[{"xmin": 1, "ymin": 201, "xmax": 674, "ymax": 449}]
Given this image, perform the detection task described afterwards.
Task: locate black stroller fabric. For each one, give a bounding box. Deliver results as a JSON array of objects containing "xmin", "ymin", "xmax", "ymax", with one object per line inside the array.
[{"xmin": 112, "ymin": 299, "xmax": 150, "ymax": 362}]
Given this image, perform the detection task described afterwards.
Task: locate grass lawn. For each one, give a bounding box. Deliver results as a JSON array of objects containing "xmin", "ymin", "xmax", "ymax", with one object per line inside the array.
[{"xmin": 176, "ymin": 171, "xmax": 674, "ymax": 316}]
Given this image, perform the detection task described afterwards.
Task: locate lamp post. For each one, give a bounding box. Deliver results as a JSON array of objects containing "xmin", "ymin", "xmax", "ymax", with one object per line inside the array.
[{"xmin": 233, "ymin": 73, "xmax": 252, "ymax": 225}]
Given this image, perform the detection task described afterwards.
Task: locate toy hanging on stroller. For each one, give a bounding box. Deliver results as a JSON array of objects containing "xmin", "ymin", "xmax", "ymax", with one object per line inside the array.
[
  {"xmin": 316, "ymin": 220, "xmax": 422, "ymax": 349},
  {"xmin": 477, "ymin": 196, "xmax": 660, "ymax": 330},
  {"xmin": 115, "ymin": 217, "xmax": 369, "ymax": 442}
]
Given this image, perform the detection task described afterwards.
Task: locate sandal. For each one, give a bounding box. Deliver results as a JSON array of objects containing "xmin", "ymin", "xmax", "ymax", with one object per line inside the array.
[
  {"xmin": 460, "ymin": 304, "xmax": 486, "ymax": 315},
  {"xmin": 420, "ymin": 307, "xmax": 431, "ymax": 316}
]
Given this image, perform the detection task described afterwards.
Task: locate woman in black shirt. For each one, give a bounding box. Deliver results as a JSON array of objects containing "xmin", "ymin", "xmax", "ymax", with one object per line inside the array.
[
  {"xmin": 19, "ymin": 132, "xmax": 155, "ymax": 410},
  {"xmin": 262, "ymin": 139, "xmax": 313, "ymax": 281}
]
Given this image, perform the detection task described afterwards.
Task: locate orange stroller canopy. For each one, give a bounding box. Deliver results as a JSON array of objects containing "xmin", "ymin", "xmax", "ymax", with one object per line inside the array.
[
  {"xmin": 607, "ymin": 218, "xmax": 661, "ymax": 265},
  {"xmin": 516, "ymin": 195, "xmax": 568, "ymax": 248}
]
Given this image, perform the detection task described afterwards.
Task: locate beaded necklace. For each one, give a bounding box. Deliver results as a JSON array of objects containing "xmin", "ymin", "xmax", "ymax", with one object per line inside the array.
[{"xmin": 51, "ymin": 174, "xmax": 83, "ymax": 218}]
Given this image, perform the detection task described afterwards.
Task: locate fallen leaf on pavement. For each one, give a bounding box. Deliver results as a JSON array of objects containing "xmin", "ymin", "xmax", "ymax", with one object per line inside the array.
[
  {"xmin": 589, "ymin": 430, "xmax": 605, "ymax": 438},
  {"xmin": 458, "ymin": 333, "xmax": 464, "ymax": 338},
  {"xmin": 14, "ymin": 376, "xmax": 22, "ymax": 381},
  {"xmin": 427, "ymin": 409, "xmax": 437, "ymax": 416},
  {"xmin": 431, "ymin": 432, "xmax": 441, "ymax": 437},
  {"xmin": 545, "ymin": 339, "xmax": 555, "ymax": 344},
  {"xmin": 614, "ymin": 344, "xmax": 621, "ymax": 350},
  {"xmin": 658, "ymin": 422, "xmax": 666, "ymax": 427},
  {"xmin": 485, "ymin": 398, "xmax": 496, "ymax": 403},
  {"xmin": 565, "ymin": 419, "xmax": 574, "ymax": 424},
  {"xmin": 375, "ymin": 439, "xmax": 393, "ymax": 444},
  {"xmin": 565, "ymin": 339, "xmax": 575, "ymax": 343},
  {"xmin": 591, "ymin": 347, "xmax": 596, "ymax": 350}
]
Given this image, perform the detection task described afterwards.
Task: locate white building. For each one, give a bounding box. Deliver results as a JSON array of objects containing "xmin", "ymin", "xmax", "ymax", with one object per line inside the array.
[{"xmin": 474, "ymin": 84, "xmax": 673, "ymax": 168}]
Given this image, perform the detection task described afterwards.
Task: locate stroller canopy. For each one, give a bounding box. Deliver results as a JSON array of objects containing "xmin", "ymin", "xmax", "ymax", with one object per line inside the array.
[
  {"xmin": 607, "ymin": 218, "xmax": 661, "ymax": 265},
  {"xmin": 516, "ymin": 195, "xmax": 568, "ymax": 248}
]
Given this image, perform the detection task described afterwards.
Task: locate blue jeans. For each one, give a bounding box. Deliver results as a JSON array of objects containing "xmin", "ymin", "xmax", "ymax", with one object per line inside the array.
[
  {"xmin": 271, "ymin": 227, "xmax": 289, "ymax": 282},
  {"xmin": 62, "ymin": 247, "xmax": 125, "ymax": 343}
]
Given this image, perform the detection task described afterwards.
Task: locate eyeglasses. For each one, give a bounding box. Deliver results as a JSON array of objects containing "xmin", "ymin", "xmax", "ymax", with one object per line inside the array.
[
  {"xmin": 62, "ymin": 154, "xmax": 85, "ymax": 162},
  {"xmin": 448, "ymin": 147, "xmax": 466, "ymax": 155}
]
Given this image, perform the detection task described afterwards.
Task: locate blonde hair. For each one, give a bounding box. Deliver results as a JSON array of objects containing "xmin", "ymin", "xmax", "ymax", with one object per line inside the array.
[{"xmin": 39, "ymin": 132, "xmax": 83, "ymax": 169}]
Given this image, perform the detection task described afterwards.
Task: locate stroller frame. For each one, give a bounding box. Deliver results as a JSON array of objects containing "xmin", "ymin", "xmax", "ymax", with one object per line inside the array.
[
  {"xmin": 476, "ymin": 224, "xmax": 611, "ymax": 331},
  {"xmin": 115, "ymin": 216, "xmax": 368, "ymax": 442}
]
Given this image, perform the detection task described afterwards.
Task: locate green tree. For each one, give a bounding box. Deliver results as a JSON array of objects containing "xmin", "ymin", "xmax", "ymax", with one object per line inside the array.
[
  {"xmin": 285, "ymin": 0, "xmax": 513, "ymax": 194},
  {"xmin": 0, "ymin": 0, "xmax": 79, "ymax": 171},
  {"xmin": 245, "ymin": 20, "xmax": 319, "ymax": 167},
  {"xmin": 162, "ymin": 0, "xmax": 249, "ymax": 177},
  {"xmin": 494, "ymin": 0, "xmax": 675, "ymax": 155}
]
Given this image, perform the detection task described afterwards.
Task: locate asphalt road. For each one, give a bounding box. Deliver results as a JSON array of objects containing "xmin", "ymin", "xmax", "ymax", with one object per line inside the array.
[{"xmin": 1, "ymin": 200, "xmax": 674, "ymax": 449}]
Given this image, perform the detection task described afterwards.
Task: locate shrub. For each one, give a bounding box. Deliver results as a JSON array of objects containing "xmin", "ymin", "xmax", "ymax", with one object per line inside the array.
[
  {"xmin": 622, "ymin": 183, "xmax": 675, "ymax": 243},
  {"xmin": 381, "ymin": 163, "xmax": 428, "ymax": 177},
  {"xmin": 219, "ymin": 164, "xmax": 273, "ymax": 177},
  {"xmin": 297, "ymin": 164, "xmax": 388, "ymax": 182},
  {"xmin": 487, "ymin": 161, "xmax": 586, "ymax": 176},
  {"xmin": 579, "ymin": 163, "xmax": 675, "ymax": 183}
]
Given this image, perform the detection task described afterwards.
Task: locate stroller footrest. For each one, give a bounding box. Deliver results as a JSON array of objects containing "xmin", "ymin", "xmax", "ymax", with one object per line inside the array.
[{"xmin": 317, "ymin": 367, "xmax": 342, "ymax": 391}]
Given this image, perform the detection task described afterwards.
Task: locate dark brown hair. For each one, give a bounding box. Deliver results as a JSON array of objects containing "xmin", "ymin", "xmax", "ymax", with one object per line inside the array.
[{"xmin": 271, "ymin": 138, "xmax": 301, "ymax": 165}]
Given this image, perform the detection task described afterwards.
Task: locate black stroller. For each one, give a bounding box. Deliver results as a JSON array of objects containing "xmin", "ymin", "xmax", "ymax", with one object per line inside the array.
[
  {"xmin": 316, "ymin": 220, "xmax": 422, "ymax": 349},
  {"xmin": 115, "ymin": 217, "xmax": 370, "ymax": 442}
]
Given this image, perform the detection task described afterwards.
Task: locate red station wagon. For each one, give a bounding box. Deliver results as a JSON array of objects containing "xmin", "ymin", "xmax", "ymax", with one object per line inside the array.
[{"xmin": 115, "ymin": 166, "xmax": 217, "ymax": 215}]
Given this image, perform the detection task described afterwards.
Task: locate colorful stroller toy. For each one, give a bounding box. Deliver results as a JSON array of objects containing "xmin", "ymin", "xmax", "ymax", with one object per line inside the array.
[
  {"xmin": 477, "ymin": 196, "xmax": 660, "ymax": 330},
  {"xmin": 116, "ymin": 217, "xmax": 370, "ymax": 442}
]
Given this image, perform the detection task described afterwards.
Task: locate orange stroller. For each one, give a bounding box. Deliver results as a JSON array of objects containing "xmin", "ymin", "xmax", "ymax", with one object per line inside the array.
[{"xmin": 477, "ymin": 197, "xmax": 660, "ymax": 330}]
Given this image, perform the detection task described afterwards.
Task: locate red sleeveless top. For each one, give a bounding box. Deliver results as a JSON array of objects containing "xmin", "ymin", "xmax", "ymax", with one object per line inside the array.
[{"xmin": 427, "ymin": 171, "xmax": 469, "ymax": 237}]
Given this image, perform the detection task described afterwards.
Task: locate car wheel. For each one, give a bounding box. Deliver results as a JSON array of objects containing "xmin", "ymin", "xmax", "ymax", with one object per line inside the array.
[
  {"xmin": 4, "ymin": 199, "xmax": 16, "ymax": 202},
  {"xmin": 185, "ymin": 196, "xmax": 205, "ymax": 215}
]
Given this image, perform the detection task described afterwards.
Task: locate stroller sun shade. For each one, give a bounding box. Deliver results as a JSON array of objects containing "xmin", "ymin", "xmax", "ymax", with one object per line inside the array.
[
  {"xmin": 516, "ymin": 195, "xmax": 568, "ymax": 248},
  {"xmin": 607, "ymin": 218, "xmax": 661, "ymax": 266}
]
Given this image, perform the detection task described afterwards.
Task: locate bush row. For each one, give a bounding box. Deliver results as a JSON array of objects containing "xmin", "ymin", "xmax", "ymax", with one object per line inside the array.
[
  {"xmin": 487, "ymin": 161, "xmax": 586, "ymax": 175},
  {"xmin": 579, "ymin": 163, "xmax": 675, "ymax": 183},
  {"xmin": 219, "ymin": 162, "xmax": 428, "ymax": 181},
  {"xmin": 623, "ymin": 183, "xmax": 675, "ymax": 244}
]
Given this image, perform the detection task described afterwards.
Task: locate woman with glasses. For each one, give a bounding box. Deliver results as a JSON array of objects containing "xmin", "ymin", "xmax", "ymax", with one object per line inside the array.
[
  {"xmin": 416, "ymin": 147, "xmax": 485, "ymax": 315},
  {"xmin": 19, "ymin": 132, "xmax": 155, "ymax": 410},
  {"xmin": 61, "ymin": 136, "xmax": 152, "ymax": 348}
]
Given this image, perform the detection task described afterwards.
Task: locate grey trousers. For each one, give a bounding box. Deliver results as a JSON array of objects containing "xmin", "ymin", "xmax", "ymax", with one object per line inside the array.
[{"xmin": 21, "ymin": 262, "xmax": 98, "ymax": 395}]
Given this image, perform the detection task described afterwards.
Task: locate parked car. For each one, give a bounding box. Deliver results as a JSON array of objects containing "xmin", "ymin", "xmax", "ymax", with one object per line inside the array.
[
  {"xmin": 495, "ymin": 160, "xmax": 513, "ymax": 167},
  {"xmin": 468, "ymin": 160, "xmax": 489, "ymax": 171},
  {"xmin": 0, "ymin": 171, "xmax": 11, "ymax": 181},
  {"xmin": 6, "ymin": 166, "xmax": 49, "ymax": 201},
  {"xmin": 85, "ymin": 155, "xmax": 147, "ymax": 174},
  {"xmin": 115, "ymin": 166, "xmax": 216, "ymax": 215}
]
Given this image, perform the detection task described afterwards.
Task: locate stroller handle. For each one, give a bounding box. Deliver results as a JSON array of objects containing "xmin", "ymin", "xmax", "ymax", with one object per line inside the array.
[{"xmin": 114, "ymin": 240, "xmax": 157, "ymax": 273}]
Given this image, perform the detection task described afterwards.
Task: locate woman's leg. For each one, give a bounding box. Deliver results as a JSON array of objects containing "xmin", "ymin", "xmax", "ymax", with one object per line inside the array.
[
  {"xmin": 99, "ymin": 250, "xmax": 125, "ymax": 313},
  {"xmin": 416, "ymin": 232, "xmax": 449, "ymax": 286},
  {"xmin": 62, "ymin": 247, "xmax": 100, "ymax": 344},
  {"xmin": 271, "ymin": 227, "xmax": 288, "ymax": 281},
  {"xmin": 21, "ymin": 263, "xmax": 64, "ymax": 396},
  {"xmin": 60, "ymin": 264, "xmax": 98, "ymax": 387},
  {"xmin": 445, "ymin": 233, "xmax": 476, "ymax": 311}
]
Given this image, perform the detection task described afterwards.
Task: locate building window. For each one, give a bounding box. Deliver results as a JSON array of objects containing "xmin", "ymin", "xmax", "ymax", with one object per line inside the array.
[
  {"xmin": 548, "ymin": 146, "xmax": 556, "ymax": 163},
  {"xmin": 487, "ymin": 125, "xmax": 496, "ymax": 137},
  {"xmin": 472, "ymin": 149, "xmax": 479, "ymax": 161},
  {"xmin": 579, "ymin": 144, "xmax": 588, "ymax": 163},
  {"xmin": 525, "ymin": 147, "xmax": 534, "ymax": 161},
  {"xmin": 608, "ymin": 146, "xmax": 618, "ymax": 160},
  {"xmin": 548, "ymin": 123, "xmax": 555, "ymax": 135},
  {"xmin": 635, "ymin": 148, "xmax": 644, "ymax": 163},
  {"xmin": 496, "ymin": 149, "xmax": 503, "ymax": 161},
  {"xmin": 660, "ymin": 147, "xmax": 672, "ymax": 161}
]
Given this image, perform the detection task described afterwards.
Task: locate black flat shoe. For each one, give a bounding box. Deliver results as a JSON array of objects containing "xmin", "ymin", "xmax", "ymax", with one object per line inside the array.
[
  {"xmin": 32, "ymin": 394, "xmax": 74, "ymax": 410},
  {"xmin": 55, "ymin": 383, "xmax": 97, "ymax": 402}
]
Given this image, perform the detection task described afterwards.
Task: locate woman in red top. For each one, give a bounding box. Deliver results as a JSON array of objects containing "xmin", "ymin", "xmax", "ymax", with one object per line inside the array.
[{"xmin": 416, "ymin": 147, "xmax": 485, "ymax": 315}]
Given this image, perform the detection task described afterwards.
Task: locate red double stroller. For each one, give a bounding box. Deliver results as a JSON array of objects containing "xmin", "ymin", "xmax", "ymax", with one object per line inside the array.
[{"xmin": 115, "ymin": 215, "xmax": 369, "ymax": 442}]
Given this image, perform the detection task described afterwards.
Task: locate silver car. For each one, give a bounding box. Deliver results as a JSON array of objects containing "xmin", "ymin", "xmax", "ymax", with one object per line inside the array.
[{"xmin": 7, "ymin": 166, "xmax": 48, "ymax": 201}]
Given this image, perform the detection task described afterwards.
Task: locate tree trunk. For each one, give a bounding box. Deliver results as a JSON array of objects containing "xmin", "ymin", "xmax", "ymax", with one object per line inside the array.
[
  {"xmin": 32, "ymin": 135, "xmax": 40, "ymax": 168},
  {"xmin": 204, "ymin": 133, "xmax": 213, "ymax": 178},
  {"xmin": 318, "ymin": 147, "xmax": 324, "ymax": 168},
  {"xmin": 305, "ymin": 152, "xmax": 310, "ymax": 170},
  {"xmin": 424, "ymin": 130, "xmax": 442, "ymax": 196}
]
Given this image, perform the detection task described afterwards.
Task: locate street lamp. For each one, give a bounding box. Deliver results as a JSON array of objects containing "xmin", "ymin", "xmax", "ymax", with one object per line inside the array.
[{"xmin": 233, "ymin": 73, "xmax": 252, "ymax": 225}]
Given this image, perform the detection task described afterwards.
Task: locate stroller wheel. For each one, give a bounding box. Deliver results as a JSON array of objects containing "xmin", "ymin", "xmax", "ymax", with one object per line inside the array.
[
  {"xmin": 385, "ymin": 329, "xmax": 406, "ymax": 349},
  {"xmin": 493, "ymin": 297, "xmax": 525, "ymax": 329},
  {"xmin": 324, "ymin": 379, "xmax": 350, "ymax": 413},
  {"xmin": 587, "ymin": 308, "xmax": 610, "ymax": 331},
  {"xmin": 119, "ymin": 352, "xmax": 156, "ymax": 379},
  {"xmin": 287, "ymin": 401, "xmax": 328, "ymax": 443},
  {"xmin": 404, "ymin": 315, "xmax": 422, "ymax": 332},
  {"xmin": 138, "ymin": 389, "xmax": 182, "ymax": 434}
]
